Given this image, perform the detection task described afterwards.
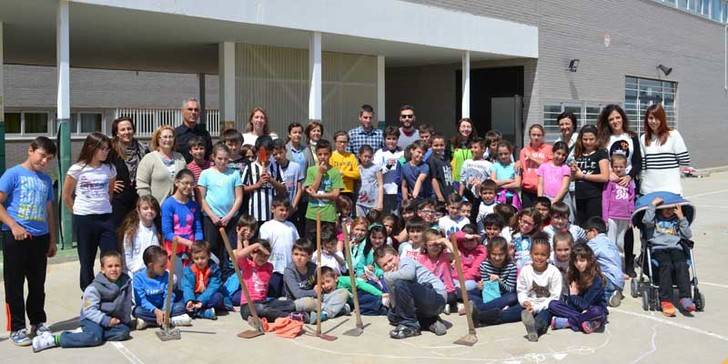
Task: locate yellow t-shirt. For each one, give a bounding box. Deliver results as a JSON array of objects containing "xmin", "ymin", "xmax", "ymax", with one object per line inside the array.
[{"xmin": 329, "ymin": 151, "xmax": 360, "ymax": 193}]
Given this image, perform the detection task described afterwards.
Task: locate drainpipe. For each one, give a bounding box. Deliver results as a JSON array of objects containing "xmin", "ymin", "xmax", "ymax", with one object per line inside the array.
[{"xmin": 724, "ymin": 25, "xmax": 727, "ymax": 91}]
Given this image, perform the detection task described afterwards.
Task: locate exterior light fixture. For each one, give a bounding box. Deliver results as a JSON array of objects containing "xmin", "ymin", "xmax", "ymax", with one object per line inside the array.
[
  {"xmin": 568, "ymin": 59, "xmax": 579, "ymax": 72},
  {"xmin": 657, "ymin": 64, "xmax": 672, "ymax": 76}
]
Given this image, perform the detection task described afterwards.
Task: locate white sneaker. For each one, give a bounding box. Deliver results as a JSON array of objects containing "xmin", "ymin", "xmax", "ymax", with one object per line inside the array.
[
  {"xmin": 32, "ymin": 332, "xmax": 57, "ymax": 353},
  {"xmin": 609, "ymin": 290, "xmax": 623, "ymax": 307},
  {"xmin": 31, "ymin": 323, "xmax": 52, "ymax": 337},
  {"xmin": 135, "ymin": 318, "xmax": 149, "ymax": 331},
  {"xmin": 170, "ymin": 314, "xmax": 192, "ymax": 327}
]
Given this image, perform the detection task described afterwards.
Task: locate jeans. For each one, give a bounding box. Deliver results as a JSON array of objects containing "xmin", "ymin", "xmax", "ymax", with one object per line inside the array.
[
  {"xmin": 607, "ymin": 219, "xmax": 630, "ymax": 256},
  {"xmin": 453, "ymin": 279, "xmax": 478, "ymax": 292},
  {"xmin": 267, "ymin": 272, "xmax": 284, "ymax": 299},
  {"xmin": 602, "ymin": 278, "xmax": 622, "ymax": 303},
  {"xmin": 291, "ymin": 288, "xmax": 351, "ymax": 317},
  {"xmin": 240, "ymin": 299, "xmax": 296, "ymax": 322},
  {"xmin": 74, "ymin": 214, "xmax": 116, "ymax": 291},
  {"xmin": 2, "ymin": 232, "xmax": 49, "ymax": 331},
  {"xmin": 133, "ymin": 301, "xmax": 187, "ymax": 323},
  {"xmin": 188, "ymin": 292, "xmax": 226, "ymax": 315},
  {"xmin": 388, "ymin": 280, "xmax": 445, "ymax": 330},
  {"xmin": 357, "ymin": 291, "xmax": 387, "ymax": 315},
  {"xmin": 60, "ymin": 319, "xmax": 130, "ymax": 347},
  {"xmin": 548, "ymin": 300, "xmax": 607, "ymax": 331},
  {"xmin": 653, "ymin": 248, "xmax": 691, "ymax": 301},
  {"xmin": 472, "ymin": 291, "xmax": 519, "ymax": 312}
]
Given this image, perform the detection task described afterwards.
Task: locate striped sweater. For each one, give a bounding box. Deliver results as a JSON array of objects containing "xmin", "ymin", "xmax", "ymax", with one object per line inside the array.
[
  {"xmin": 479, "ymin": 260, "xmax": 517, "ymax": 294},
  {"xmin": 640, "ymin": 130, "xmax": 690, "ymax": 195}
]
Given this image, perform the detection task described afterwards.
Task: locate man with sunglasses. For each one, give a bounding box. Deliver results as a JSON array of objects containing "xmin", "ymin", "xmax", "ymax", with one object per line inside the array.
[
  {"xmin": 175, "ymin": 98, "xmax": 213, "ymax": 162},
  {"xmin": 397, "ymin": 105, "xmax": 420, "ymax": 150}
]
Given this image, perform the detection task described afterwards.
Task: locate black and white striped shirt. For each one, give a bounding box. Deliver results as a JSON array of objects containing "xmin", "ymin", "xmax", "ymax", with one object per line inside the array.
[
  {"xmin": 640, "ymin": 130, "xmax": 690, "ymax": 195},
  {"xmin": 241, "ymin": 161, "xmax": 282, "ymax": 222},
  {"xmin": 479, "ymin": 260, "xmax": 517, "ymax": 293}
]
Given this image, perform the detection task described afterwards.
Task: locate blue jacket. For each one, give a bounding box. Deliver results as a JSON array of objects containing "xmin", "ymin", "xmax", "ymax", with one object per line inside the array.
[
  {"xmin": 181, "ymin": 262, "xmax": 223, "ymax": 305},
  {"xmin": 587, "ymin": 234, "xmax": 624, "ymax": 290},
  {"xmin": 133, "ymin": 268, "xmax": 174, "ymax": 313},
  {"xmin": 566, "ymin": 276, "xmax": 607, "ymax": 311},
  {"xmin": 82, "ymin": 272, "xmax": 133, "ymax": 327}
]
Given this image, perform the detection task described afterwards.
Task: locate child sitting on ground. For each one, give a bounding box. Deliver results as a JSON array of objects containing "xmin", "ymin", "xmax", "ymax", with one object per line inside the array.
[
  {"xmin": 552, "ymin": 231, "xmax": 574, "ymax": 275},
  {"xmin": 584, "ymin": 217, "xmax": 624, "ymax": 308},
  {"xmin": 32, "ymin": 251, "xmax": 132, "ymax": 352},
  {"xmin": 642, "ymin": 197, "xmax": 695, "ymax": 316},
  {"xmin": 353, "ymin": 223, "xmax": 387, "ymax": 279},
  {"xmin": 315, "ymin": 267, "xmax": 357, "ymax": 324},
  {"xmin": 548, "ymin": 243, "xmax": 608, "ymax": 333},
  {"xmin": 481, "ymin": 213, "xmax": 506, "ymax": 245},
  {"xmin": 182, "ymin": 241, "xmax": 226, "ymax": 320},
  {"xmin": 494, "ymin": 204, "xmax": 516, "ymax": 243},
  {"xmin": 120, "ymin": 195, "xmax": 161, "ymax": 278},
  {"xmin": 511, "ymin": 208, "xmax": 544, "ymax": 270},
  {"xmin": 534, "ymin": 197, "xmax": 552, "ymax": 226},
  {"xmin": 463, "ymin": 180, "xmax": 498, "ymax": 232},
  {"xmin": 397, "ymin": 216, "xmax": 427, "ymax": 259},
  {"xmin": 452, "ymin": 224, "xmax": 487, "ymax": 292},
  {"xmin": 418, "ymin": 229, "xmax": 457, "ymax": 314},
  {"xmin": 234, "ymin": 239, "xmax": 297, "ymax": 321},
  {"xmin": 375, "ymin": 245, "xmax": 448, "ymax": 339},
  {"xmin": 314, "ymin": 225, "xmax": 347, "ymax": 275},
  {"xmin": 470, "ymin": 238, "xmax": 561, "ymax": 342},
  {"xmin": 133, "ymin": 246, "xmax": 192, "ymax": 329},
  {"xmin": 543, "ymin": 202, "xmax": 587, "ymax": 244},
  {"xmin": 466, "ymin": 237, "xmax": 517, "ymax": 315}
]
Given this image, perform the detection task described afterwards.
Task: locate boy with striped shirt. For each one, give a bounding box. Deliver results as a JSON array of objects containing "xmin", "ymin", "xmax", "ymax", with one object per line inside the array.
[{"xmin": 241, "ymin": 137, "xmax": 285, "ymax": 223}]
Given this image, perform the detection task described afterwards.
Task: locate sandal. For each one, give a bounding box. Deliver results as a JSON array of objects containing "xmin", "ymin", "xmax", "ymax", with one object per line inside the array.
[{"xmin": 389, "ymin": 325, "xmax": 421, "ymax": 339}]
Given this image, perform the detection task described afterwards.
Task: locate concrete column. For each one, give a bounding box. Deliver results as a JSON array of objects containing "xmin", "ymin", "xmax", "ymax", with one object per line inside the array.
[
  {"xmin": 219, "ymin": 42, "xmax": 236, "ymax": 132},
  {"xmin": 377, "ymin": 55, "xmax": 385, "ymax": 128},
  {"xmin": 57, "ymin": 0, "xmax": 72, "ymax": 248},
  {"xmin": 461, "ymin": 51, "xmax": 471, "ymax": 118},
  {"xmin": 308, "ymin": 31, "xmax": 322, "ymax": 120},
  {"xmin": 198, "ymin": 73, "xmax": 206, "ymax": 131}
]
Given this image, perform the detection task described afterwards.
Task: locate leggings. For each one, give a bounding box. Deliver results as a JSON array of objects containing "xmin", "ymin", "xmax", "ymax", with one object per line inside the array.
[
  {"xmin": 74, "ymin": 213, "xmax": 116, "ymax": 291},
  {"xmin": 575, "ymin": 197, "xmax": 602, "ymax": 226}
]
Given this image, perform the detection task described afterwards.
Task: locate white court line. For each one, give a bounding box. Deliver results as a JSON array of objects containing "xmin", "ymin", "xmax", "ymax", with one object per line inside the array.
[
  {"xmin": 111, "ymin": 342, "xmax": 145, "ymax": 364},
  {"xmin": 627, "ymin": 324, "xmax": 658, "ymax": 364},
  {"xmin": 610, "ymin": 308, "xmax": 728, "ymax": 342},
  {"xmin": 701, "ymin": 281, "xmax": 728, "ymax": 289},
  {"xmin": 686, "ymin": 188, "xmax": 728, "ymax": 199}
]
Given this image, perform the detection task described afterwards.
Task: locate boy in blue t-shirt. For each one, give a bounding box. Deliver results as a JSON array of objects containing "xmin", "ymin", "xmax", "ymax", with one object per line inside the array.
[
  {"xmin": 401, "ymin": 141, "xmax": 432, "ymax": 202},
  {"xmin": 0, "ymin": 137, "xmax": 58, "ymax": 346}
]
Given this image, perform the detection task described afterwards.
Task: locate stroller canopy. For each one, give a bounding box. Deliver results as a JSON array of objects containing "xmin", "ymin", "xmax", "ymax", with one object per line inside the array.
[{"xmin": 631, "ymin": 191, "xmax": 695, "ymax": 228}]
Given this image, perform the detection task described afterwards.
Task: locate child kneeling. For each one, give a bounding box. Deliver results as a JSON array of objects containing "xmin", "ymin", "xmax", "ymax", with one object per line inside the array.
[
  {"xmin": 133, "ymin": 246, "xmax": 192, "ymax": 329},
  {"xmin": 182, "ymin": 241, "xmax": 228, "ymax": 320},
  {"xmin": 32, "ymin": 251, "xmax": 132, "ymax": 352},
  {"xmin": 548, "ymin": 243, "xmax": 608, "ymax": 333},
  {"xmin": 375, "ymin": 245, "xmax": 448, "ymax": 339}
]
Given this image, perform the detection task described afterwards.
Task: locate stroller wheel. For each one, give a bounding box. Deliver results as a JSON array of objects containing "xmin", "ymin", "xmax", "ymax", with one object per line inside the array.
[
  {"xmin": 695, "ymin": 289, "xmax": 705, "ymax": 312},
  {"xmin": 630, "ymin": 279, "xmax": 640, "ymax": 298},
  {"xmin": 641, "ymin": 292, "xmax": 649, "ymax": 311},
  {"xmin": 650, "ymin": 288, "xmax": 660, "ymax": 311}
]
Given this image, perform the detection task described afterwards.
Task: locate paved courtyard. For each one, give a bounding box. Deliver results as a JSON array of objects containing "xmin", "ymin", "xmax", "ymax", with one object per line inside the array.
[{"xmin": 2, "ymin": 172, "xmax": 728, "ymax": 363}]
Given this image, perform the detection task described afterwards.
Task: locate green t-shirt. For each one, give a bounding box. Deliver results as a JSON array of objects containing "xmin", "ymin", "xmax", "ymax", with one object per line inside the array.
[{"xmin": 304, "ymin": 166, "xmax": 344, "ymax": 223}]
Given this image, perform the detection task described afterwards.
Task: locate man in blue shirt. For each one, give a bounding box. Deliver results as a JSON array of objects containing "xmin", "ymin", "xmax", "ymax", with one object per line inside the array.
[{"xmin": 348, "ymin": 104, "xmax": 383, "ymax": 156}]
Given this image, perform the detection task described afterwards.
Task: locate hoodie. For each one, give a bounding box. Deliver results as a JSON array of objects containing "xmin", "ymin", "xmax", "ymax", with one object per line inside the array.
[{"xmin": 82, "ymin": 272, "xmax": 133, "ymax": 327}]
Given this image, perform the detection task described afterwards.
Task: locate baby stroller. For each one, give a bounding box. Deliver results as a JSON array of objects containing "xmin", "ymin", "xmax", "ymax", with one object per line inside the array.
[{"xmin": 629, "ymin": 191, "xmax": 705, "ymax": 312}]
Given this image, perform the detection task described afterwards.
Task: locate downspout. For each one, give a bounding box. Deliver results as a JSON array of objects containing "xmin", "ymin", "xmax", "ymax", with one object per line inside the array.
[{"xmin": 725, "ymin": 25, "xmax": 727, "ymax": 91}]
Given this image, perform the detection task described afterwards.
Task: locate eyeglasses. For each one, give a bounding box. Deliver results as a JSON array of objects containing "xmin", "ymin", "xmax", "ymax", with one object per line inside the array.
[
  {"xmin": 186, "ymin": 108, "xmax": 200, "ymax": 112},
  {"xmin": 420, "ymin": 209, "xmax": 435, "ymax": 214},
  {"xmin": 400, "ymin": 114, "xmax": 414, "ymax": 119}
]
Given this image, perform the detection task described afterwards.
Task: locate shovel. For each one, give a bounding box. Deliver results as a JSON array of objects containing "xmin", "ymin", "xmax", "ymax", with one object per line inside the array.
[
  {"xmin": 341, "ymin": 224, "xmax": 365, "ymax": 337},
  {"xmin": 219, "ymin": 227, "xmax": 265, "ymax": 339},
  {"xmin": 156, "ymin": 238, "xmax": 181, "ymax": 341},
  {"xmin": 450, "ymin": 234, "xmax": 478, "ymax": 346},
  {"xmin": 313, "ymin": 213, "xmax": 338, "ymax": 341}
]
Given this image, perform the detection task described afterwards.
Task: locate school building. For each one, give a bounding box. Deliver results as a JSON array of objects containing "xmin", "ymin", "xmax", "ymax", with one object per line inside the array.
[{"xmin": 1, "ymin": 0, "xmax": 727, "ymax": 173}]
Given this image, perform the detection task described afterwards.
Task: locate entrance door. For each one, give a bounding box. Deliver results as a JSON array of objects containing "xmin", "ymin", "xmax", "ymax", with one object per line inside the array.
[{"xmin": 491, "ymin": 95, "xmax": 523, "ymax": 148}]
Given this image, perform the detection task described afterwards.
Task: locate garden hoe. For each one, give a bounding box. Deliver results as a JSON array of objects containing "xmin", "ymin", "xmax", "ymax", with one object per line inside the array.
[
  {"xmin": 312, "ymin": 213, "xmax": 338, "ymax": 341},
  {"xmin": 341, "ymin": 225, "xmax": 366, "ymax": 337},
  {"xmin": 156, "ymin": 239, "xmax": 181, "ymax": 342},
  {"xmin": 219, "ymin": 227, "xmax": 265, "ymax": 339},
  {"xmin": 450, "ymin": 235, "xmax": 478, "ymax": 346}
]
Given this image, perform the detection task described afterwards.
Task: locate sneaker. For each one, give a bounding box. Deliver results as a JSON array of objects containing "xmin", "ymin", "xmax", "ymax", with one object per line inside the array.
[
  {"xmin": 389, "ymin": 325, "xmax": 421, "ymax": 339},
  {"xmin": 341, "ymin": 303, "xmax": 352, "ymax": 316},
  {"xmin": 661, "ymin": 301, "xmax": 677, "ymax": 317},
  {"xmin": 135, "ymin": 318, "xmax": 149, "ymax": 331},
  {"xmin": 199, "ymin": 308, "xmax": 217, "ymax": 320},
  {"xmin": 428, "ymin": 318, "xmax": 448, "ymax": 336},
  {"xmin": 32, "ymin": 332, "xmax": 57, "ymax": 353},
  {"xmin": 308, "ymin": 311, "xmax": 329, "ymax": 325},
  {"xmin": 10, "ymin": 329, "xmax": 32, "ymax": 346},
  {"xmin": 679, "ymin": 298, "xmax": 696, "ymax": 312},
  {"xmin": 521, "ymin": 310, "xmax": 538, "ymax": 342},
  {"xmin": 447, "ymin": 302, "xmax": 458, "ymax": 315},
  {"xmin": 551, "ymin": 317, "xmax": 569, "ymax": 330},
  {"xmin": 608, "ymin": 290, "xmax": 623, "ymax": 307},
  {"xmin": 30, "ymin": 323, "xmax": 52, "ymax": 338},
  {"xmin": 170, "ymin": 313, "xmax": 193, "ymax": 326},
  {"xmin": 288, "ymin": 312, "xmax": 305, "ymax": 322}
]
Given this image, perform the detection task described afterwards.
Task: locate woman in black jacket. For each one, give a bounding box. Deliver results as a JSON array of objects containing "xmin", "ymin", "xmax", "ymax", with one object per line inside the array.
[{"xmin": 108, "ymin": 117, "xmax": 149, "ymax": 228}]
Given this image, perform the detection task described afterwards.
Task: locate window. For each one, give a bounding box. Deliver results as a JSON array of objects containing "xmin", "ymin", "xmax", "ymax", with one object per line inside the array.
[
  {"xmin": 70, "ymin": 112, "xmax": 103, "ymax": 135},
  {"xmin": 658, "ymin": 0, "xmax": 728, "ymax": 22},
  {"xmin": 3, "ymin": 111, "xmax": 51, "ymax": 135},
  {"xmin": 624, "ymin": 76, "xmax": 678, "ymax": 135},
  {"xmin": 542, "ymin": 101, "xmax": 610, "ymax": 142}
]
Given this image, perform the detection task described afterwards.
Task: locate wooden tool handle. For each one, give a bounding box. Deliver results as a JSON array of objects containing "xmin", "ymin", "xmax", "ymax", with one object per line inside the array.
[
  {"xmin": 450, "ymin": 235, "xmax": 477, "ymax": 335},
  {"xmin": 315, "ymin": 212, "xmax": 323, "ymax": 335},
  {"xmin": 342, "ymin": 222, "xmax": 363, "ymax": 328},
  {"xmin": 219, "ymin": 227, "xmax": 263, "ymax": 331},
  {"xmin": 163, "ymin": 238, "xmax": 178, "ymax": 329}
]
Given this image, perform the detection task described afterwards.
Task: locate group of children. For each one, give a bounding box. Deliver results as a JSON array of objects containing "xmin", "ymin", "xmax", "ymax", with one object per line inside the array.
[{"xmin": 0, "ymin": 119, "xmax": 699, "ymax": 351}]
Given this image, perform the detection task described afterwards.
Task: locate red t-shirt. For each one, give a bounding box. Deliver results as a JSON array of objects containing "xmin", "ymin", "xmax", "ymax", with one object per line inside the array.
[
  {"xmin": 237, "ymin": 257, "xmax": 272, "ymax": 304},
  {"xmin": 519, "ymin": 143, "xmax": 553, "ymax": 192}
]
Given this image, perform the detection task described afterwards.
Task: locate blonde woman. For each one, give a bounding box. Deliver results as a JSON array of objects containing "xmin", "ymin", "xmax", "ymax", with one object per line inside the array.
[{"xmin": 136, "ymin": 125, "xmax": 187, "ymax": 206}]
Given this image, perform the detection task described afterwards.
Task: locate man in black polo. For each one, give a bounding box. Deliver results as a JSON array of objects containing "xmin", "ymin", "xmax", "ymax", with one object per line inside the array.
[{"xmin": 175, "ymin": 98, "xmax": 213, "ymax": 162}]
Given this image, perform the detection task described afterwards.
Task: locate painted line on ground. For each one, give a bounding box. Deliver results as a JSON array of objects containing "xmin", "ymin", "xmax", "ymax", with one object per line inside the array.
[
  {"xmin": 627, "ymin": 324, "xmax": 658, "ymax": 364},
  {"xmin": 701, "ymin": 281, "xmax": 728, "ymax": 289},
  {"xmin": 111, "ymin": 342, "xmax": 145, "ymax": 364},
  {"xmin": 610, "ymin": 308, "xmax": 728, "ymax": 342},
  {"xmin": 686, "ymin": 188, "xmax": 728, "ymax": 199}
]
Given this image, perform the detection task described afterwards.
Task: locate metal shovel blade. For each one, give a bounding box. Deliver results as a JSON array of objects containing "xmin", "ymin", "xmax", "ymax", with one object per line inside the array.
[
  {"xmin": 454, "ymin": 333, "xmax": 478, "ymax": 346},
  {"xmin": 342, "ymin": 327, "xmax": 364, "ymax": 337},
  {"xmin": 237, "ymin": 330, "xmax": 265, "ymax": 339},
  {"xmin": 155, "ymin": 327, "xmax": 181, "ymax": 341},
  {"xmin": 317, "ymin": 332, "xmax": 338, "ymax": 341}
]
